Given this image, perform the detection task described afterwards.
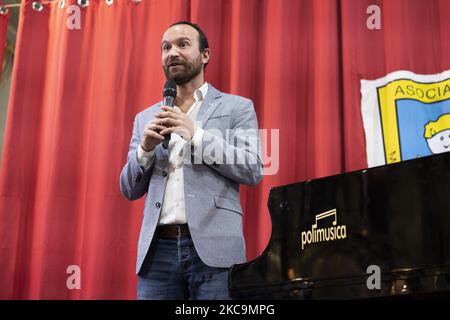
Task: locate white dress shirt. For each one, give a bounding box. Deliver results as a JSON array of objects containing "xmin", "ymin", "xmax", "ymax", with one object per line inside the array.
[{"xmin": 137, "ymin": 82, "xmax": 208, "ymax": 225}]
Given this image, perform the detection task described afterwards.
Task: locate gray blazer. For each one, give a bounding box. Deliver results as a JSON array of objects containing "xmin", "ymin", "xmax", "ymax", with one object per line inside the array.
[{"xmin": 120, "ymin": 84, "xmax": 263, "ymax": 274}]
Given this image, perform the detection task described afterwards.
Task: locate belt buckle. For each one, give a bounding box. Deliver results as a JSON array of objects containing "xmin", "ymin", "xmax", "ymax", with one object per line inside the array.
[{"xmin": 175, "ymin": 225, "xmax": 182, "ymax": 238}]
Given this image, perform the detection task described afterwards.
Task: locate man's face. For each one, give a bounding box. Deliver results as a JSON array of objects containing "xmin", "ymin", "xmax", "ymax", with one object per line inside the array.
[{"xmin": 161, "ymin": 24, "xmax": 208, "ymax": 85}]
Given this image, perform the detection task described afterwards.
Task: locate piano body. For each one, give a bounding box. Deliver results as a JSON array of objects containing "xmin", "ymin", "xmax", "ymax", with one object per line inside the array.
[{"xmin": 229, "ymin": 153, "xmax": 450, "ymax": 299}]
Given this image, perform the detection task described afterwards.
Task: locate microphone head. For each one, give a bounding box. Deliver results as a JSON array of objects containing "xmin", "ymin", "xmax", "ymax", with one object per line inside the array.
[{"xmin": 163, "ymin": 79, "xmax": 177, "ymax": 98}]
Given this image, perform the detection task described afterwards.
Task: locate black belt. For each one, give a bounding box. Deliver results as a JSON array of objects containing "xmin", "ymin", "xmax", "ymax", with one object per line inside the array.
[{"xmin": 156, "ymin": 224, "xmax": 190, "ymax": 238}]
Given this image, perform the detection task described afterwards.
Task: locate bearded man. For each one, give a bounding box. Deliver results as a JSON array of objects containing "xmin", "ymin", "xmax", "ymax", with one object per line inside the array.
[{"xmin": 120, "ymin": 21, "xmax": 263, "ymax": 300}]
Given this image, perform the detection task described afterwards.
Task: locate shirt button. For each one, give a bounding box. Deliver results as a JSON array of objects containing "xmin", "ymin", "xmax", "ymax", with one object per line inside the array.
[
  {"xmin": 155, "ymin": 202, "xmax": 161, "ymax": 208},
  {"xmin": 162, "ymin": 171, "xmax": 167, "ymax": 177}
]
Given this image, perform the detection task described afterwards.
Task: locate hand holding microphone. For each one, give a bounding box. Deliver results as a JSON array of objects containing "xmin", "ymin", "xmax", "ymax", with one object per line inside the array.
[
  {"xmin": 139, "ymin": 118, "xmax": 166, "ymax": 152},
  {"xmin": 141, "ymin": 79, "xmax": 197, "ymax": 152},
  {"xmin": 161, "ymin": 80, "xmax": 177, "ymax": 149},
  {"xmin": 156, "ymin": 79, "xmax": 197, "ymax": 144},
  {"xmin": 139, "ymin": 80, "xmax": 176, "ymax": 152}
]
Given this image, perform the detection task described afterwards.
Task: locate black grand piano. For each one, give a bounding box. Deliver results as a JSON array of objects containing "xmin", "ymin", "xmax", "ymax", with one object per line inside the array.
[{"xmin": 229, "ymin": 153, "xmax": 450, "ymax": 299}]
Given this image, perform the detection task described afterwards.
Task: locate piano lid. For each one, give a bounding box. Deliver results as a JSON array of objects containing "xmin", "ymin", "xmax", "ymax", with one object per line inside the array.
[{"xmin": 229, "ymin": 153, "xmax": 450, "ymax": 299}]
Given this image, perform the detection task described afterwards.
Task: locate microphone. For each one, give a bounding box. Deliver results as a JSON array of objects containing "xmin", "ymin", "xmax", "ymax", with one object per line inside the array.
[{"xmin": 162, "ymin": 79, "xmax": 177, "ymax": 149}]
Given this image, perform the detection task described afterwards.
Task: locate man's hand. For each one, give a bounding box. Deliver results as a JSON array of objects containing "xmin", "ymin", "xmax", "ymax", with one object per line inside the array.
[
  {"xmin": 140, "ymin": 118, "xmax": 167, "ymax": 152},
  {"xmin": 156, "ymin": 106, "xmax": 197, "ymax": 141}
]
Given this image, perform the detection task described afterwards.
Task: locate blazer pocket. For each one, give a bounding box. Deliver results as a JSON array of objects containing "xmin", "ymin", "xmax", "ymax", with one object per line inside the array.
[
  {"xmin": 209, "ymin": 113, "xmax": 230, "ymax": 119},
  {"xmin": 204, "ymin": 114, "xmax": 231, "ymax": 130},
  {"xmin": 214, "ymin": 195, "xmax": 242, "ymax": 215}
]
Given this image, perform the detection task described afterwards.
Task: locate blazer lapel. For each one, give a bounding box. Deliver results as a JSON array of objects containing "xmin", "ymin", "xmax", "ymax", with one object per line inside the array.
[{"xmin": 196, "ymin": 84, "xmax": 222, "ymax": 128}]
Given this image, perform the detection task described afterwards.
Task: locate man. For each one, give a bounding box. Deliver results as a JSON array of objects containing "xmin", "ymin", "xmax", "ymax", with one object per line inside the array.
[{"xmin": 120, "ymin": 21, "xmax": 263, "ymax": 300}]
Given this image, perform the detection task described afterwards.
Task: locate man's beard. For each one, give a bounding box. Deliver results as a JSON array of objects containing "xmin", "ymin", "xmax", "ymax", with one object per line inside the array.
[{"xmin": 163, "ymin": 55, "xmax": 203, "ymax": 85}]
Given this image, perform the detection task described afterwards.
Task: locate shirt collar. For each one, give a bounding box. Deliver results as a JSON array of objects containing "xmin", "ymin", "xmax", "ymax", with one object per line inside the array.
[{"xmin": 194, "ymin": 82, "xmax": 209, "ymax": 102}]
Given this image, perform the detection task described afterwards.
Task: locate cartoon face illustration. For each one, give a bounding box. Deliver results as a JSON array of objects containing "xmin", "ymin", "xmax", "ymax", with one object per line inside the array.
[
  {"xmin": 426, "ymin": 129, "xmax": 450, "ymax": 154},
  {"xmin": 424, "ymin": 114, "xmax": 450, "ymax": 154}
]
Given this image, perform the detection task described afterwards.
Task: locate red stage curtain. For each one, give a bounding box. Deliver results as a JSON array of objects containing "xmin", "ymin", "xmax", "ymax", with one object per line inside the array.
[{"xmin": 0, "ymin": 0, "xmax": 449, "ymax": 299}]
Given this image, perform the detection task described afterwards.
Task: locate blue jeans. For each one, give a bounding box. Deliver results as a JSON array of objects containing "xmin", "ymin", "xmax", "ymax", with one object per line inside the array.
[{"xmin": 137, "ymin": 235, "xmax": 231, "ymax": 300}]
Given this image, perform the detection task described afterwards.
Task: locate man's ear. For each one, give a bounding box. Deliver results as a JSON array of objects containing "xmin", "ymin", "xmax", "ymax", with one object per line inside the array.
[{"xmin": 202, "ymin": 48, "xmax": 210, "ymax": 65}]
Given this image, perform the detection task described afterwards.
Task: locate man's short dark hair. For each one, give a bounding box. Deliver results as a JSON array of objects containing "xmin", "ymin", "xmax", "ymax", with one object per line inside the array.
[
  {"xmin": 170, "ymin": 21, "xmax": 209, "ymax": 52},
  {"xmin": 170, "ymin": 21, "xmax": 209, "ymax": 68}
]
